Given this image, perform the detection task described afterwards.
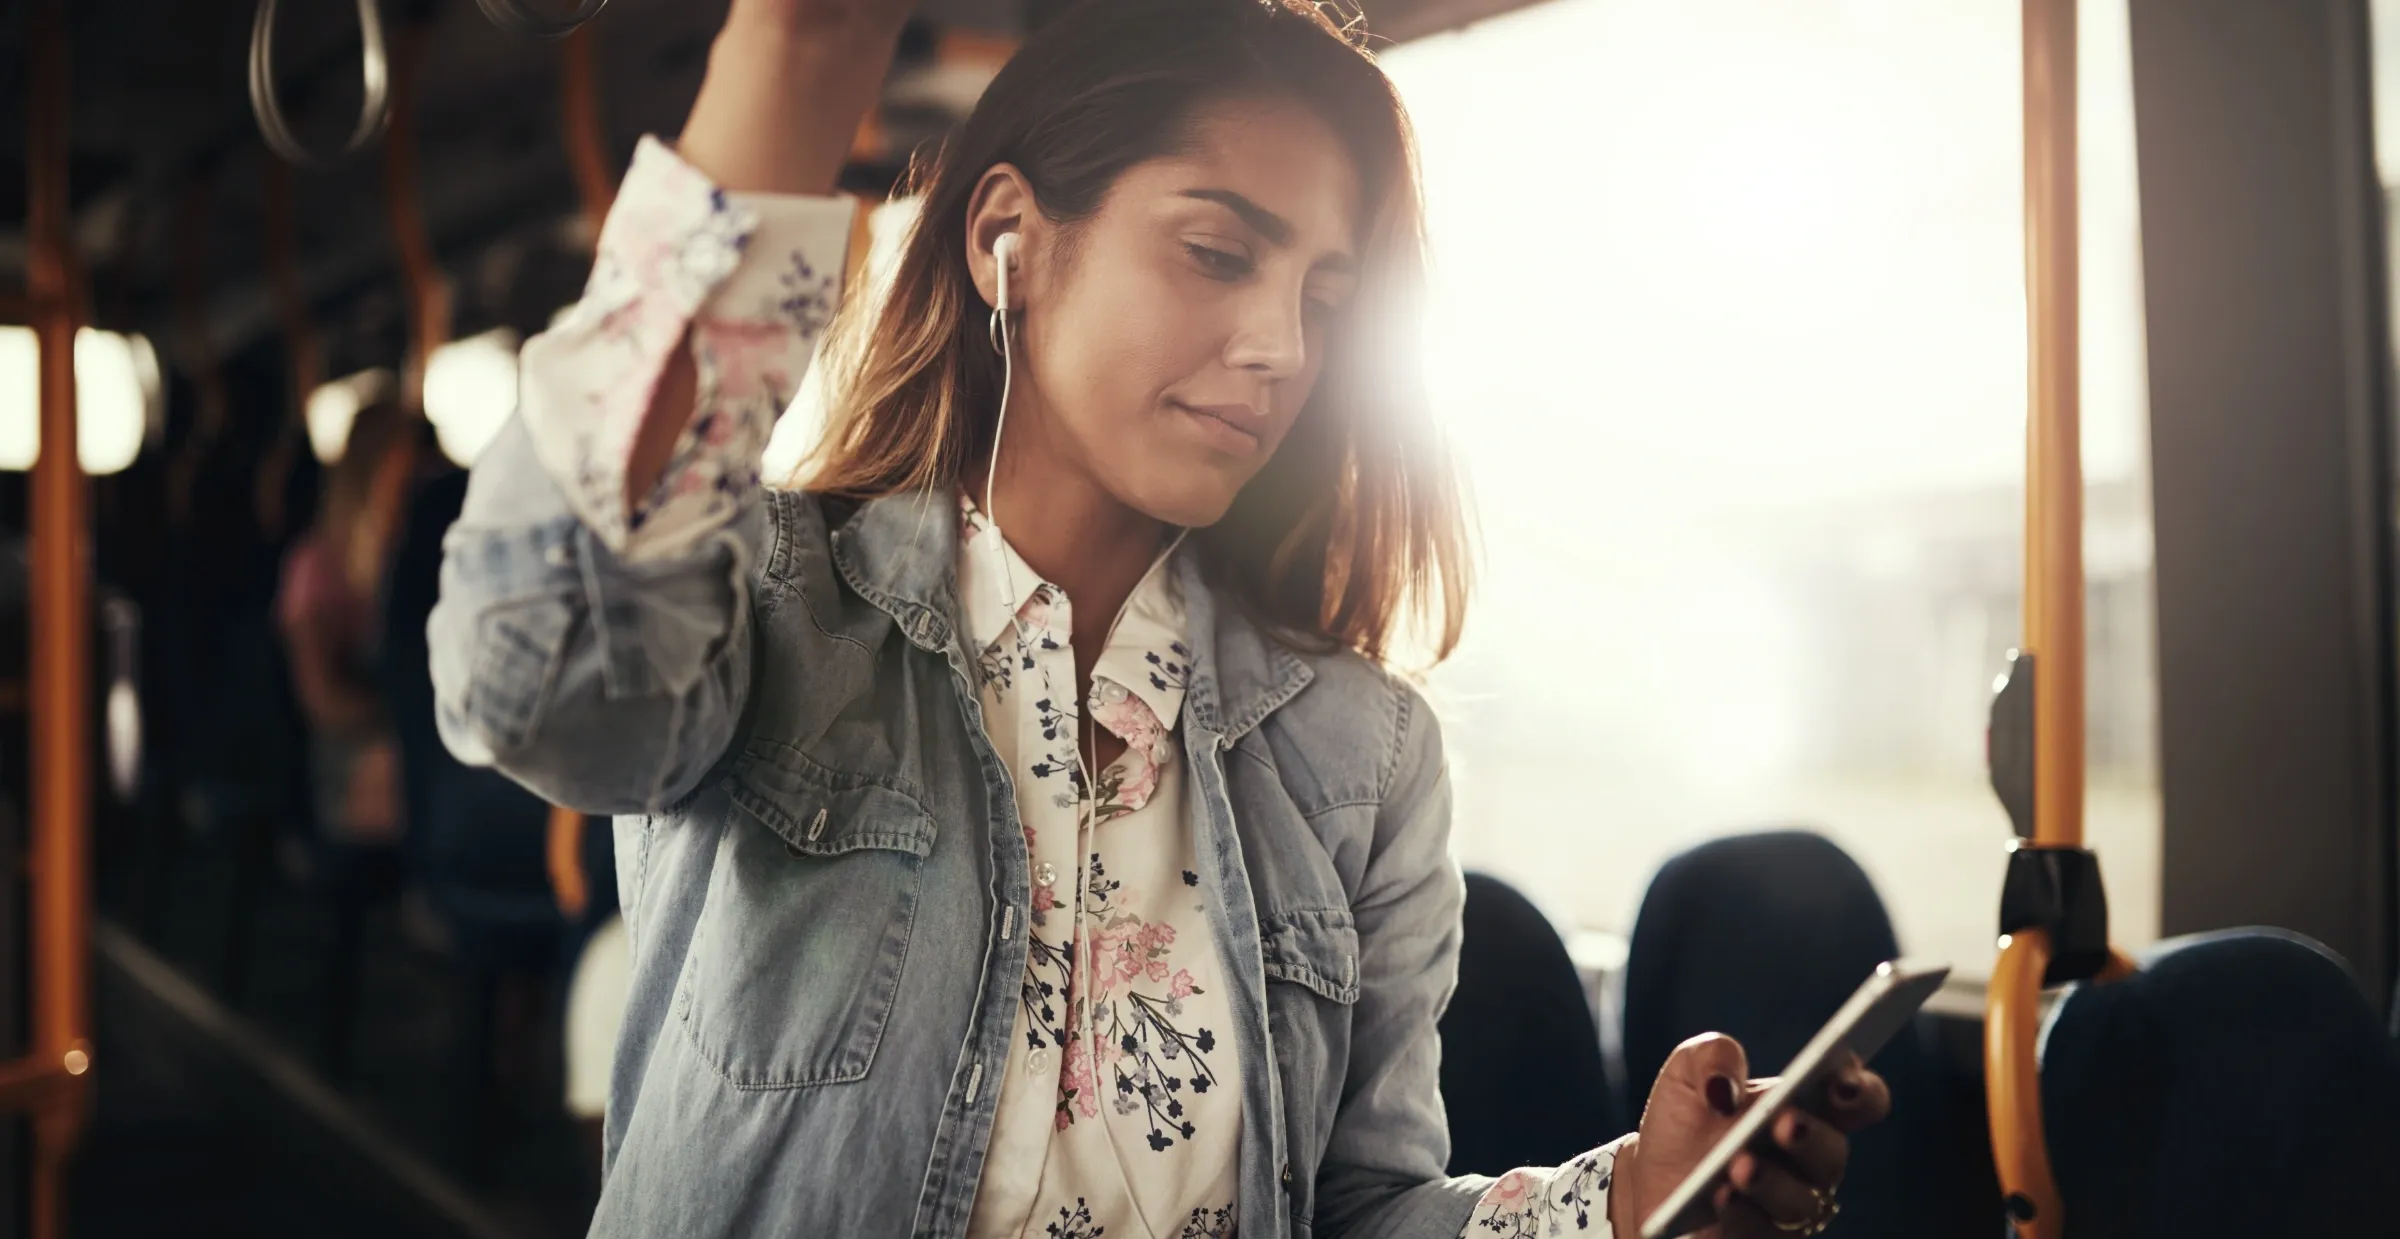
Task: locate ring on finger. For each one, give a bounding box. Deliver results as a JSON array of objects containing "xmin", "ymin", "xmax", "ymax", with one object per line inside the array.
[{"xmin": 1770, "ymin": 1185, "xmax": 1840, "ymax": 1237}]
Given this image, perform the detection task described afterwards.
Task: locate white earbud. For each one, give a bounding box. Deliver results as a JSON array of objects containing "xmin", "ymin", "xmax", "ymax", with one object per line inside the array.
[
  {"xmin": 993, "ymin": 231, "xmax": 1020, "ymax": 312},
  {"xmin": 985, "ymin": 229, "xmax": 1025, "ymax": 615}
]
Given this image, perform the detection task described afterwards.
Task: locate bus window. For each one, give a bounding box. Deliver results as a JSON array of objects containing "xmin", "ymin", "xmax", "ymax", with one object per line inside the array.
[{"xmin": 1380, "ymin": 0, "xmax": 2160, "ymax": 976}]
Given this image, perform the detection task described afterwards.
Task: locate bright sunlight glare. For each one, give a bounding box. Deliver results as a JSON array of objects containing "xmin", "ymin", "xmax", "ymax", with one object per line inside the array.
[{"xmin": 1380, "ymin": 0, "xmax": 2158, "ymax": 973}]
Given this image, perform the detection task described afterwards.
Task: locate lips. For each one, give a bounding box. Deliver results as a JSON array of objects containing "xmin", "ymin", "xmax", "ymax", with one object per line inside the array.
[{"xmin": 1171, "ymin": 399, "xmax": 1265, "ymax": 453}]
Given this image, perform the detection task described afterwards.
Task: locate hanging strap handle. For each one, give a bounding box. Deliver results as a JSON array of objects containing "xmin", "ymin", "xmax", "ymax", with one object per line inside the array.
[
  {"xmin": 249, "ymin": 0, "xmax": 392, "ymax": 165},
  {"xmin": 473, "ymin": 0, "xmax": 610, "ymax": 40}
]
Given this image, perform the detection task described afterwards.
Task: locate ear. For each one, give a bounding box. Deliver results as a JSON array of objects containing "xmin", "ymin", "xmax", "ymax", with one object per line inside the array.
[{"xmin": 965, "ymin": 163, "xmax": 1040, "ymax": 312}]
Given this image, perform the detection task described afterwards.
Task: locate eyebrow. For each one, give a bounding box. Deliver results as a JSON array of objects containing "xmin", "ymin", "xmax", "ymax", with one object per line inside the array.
[{"xmin": 1179, "ymin": 188, "xmax": 1357, "ymax": 273}]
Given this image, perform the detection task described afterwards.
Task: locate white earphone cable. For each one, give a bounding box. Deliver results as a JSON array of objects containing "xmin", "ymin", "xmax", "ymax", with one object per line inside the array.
[{"xmin": 986, "ymin": 233, "xmax": 1179, "ymax": 1237}]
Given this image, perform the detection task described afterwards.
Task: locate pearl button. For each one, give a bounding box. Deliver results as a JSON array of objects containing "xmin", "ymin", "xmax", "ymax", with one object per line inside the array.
[
  {"xmin": 1029, "ymin": 1047, "xmax": 1049, "ymax": 1072},
  {"xmin": 1035, "ymin": 862, "xmax": 1058, "ymax": 887}
]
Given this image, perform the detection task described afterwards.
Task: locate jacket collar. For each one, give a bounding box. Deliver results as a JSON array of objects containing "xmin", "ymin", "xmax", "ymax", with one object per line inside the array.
[{"xmin": 831, "ymin": 489, "xmax": 1314, "ymax": 746}]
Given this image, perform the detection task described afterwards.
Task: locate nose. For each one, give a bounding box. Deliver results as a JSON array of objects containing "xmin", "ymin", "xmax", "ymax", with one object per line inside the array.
[{"xmin": 1221, "ymin": 284, "xmax": 1308, "ymax": 382}]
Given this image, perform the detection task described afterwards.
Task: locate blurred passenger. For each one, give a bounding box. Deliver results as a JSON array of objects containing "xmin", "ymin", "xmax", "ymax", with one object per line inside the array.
[{"xmin": 277, "ymin": 399, "xmax": 415, "ymax": 844}]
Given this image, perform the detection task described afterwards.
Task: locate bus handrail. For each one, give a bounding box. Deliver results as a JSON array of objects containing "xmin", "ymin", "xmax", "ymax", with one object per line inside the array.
[
  {"xmin": 249, "ymin": 0, "xmax": 391, "ymax": 166},
  {"xmin": 474, "ymin": 0, "xmax": 611, "ymax": 40}
]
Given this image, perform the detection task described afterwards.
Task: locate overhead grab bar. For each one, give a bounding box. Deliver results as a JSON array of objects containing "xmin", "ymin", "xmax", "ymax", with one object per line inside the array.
[
  {"xmin": 473, "ymin": 0, "xmax": 611, "ymax": 40},
  {"xmin": 249, "ymin": 0, "xmax": 391, "ymax": 165}
]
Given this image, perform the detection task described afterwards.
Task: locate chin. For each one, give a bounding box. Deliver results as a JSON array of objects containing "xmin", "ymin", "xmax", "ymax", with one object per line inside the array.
[
  {"xmin": 1138, "ymin": 489, "xmax": 1240, "ymax": 530},
  {"xmin": 1122, "ymin": 469, "xmax": 1247, "ymax": 531}
]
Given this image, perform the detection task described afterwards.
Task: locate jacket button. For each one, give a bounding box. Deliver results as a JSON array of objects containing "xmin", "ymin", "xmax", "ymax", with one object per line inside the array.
[{"xmin": 1279, "ymin": 1162, "xmax": 1292, "ymax": 1190}]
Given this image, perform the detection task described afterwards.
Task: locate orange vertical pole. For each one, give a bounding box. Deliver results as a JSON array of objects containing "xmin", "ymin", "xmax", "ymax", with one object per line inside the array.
[
  {"xmin": 257, "ymin": 155, "xmax": 322, "ymax": 538},
  {"xmin": 547, "ymin": 22, "xmax": 622, "ymax": 908},
  {"xmin": 1985, "ymin": 1, "xmax": 2079, "ymax": 1235},
  {"xmin": 381, "ymin": 16, "xmax": 449, "ymax": 411},
  {"xmin": 560, "ymin": 25, "xmax": 617, "ymax": 233},
  {"xmin": 2023, "ymin": 0, "xmax": 2084, "ymax": 855},
  {"xmin": 262, "ymin": 159, "xmax": 322, "ymax": 409},
  {"xmin": 24, "ymin": 0, "xmax": 95, "ymax": 1232}
]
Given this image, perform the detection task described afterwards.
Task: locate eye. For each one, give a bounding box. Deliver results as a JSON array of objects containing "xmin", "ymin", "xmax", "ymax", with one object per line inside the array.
[
  {"xmin": 1184, "ymin": 242, "xmax": 1253, "ymax": 280},
  {"xmin": 1303, "ymin": 280, "xmax": 1353, "ymax": 326}
]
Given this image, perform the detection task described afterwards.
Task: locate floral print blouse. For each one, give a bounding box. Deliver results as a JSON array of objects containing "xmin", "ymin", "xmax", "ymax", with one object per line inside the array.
[
  {"xmin": 955, "ymin": 494, "xmax": 1243, "ymax": 1239},
  {"xmin": 518, "ymin": 135, "xmax": 1633, "ymax": 1238}
]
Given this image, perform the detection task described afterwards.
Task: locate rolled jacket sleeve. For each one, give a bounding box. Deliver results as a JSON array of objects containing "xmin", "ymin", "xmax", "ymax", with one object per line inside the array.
[
  {"xmin": 516, "ymin": 135, "xmax": 855, "ymax": 562},
  {"xmin": 432, "ymin": 136, "xmax": 850, "ymax": 813}
]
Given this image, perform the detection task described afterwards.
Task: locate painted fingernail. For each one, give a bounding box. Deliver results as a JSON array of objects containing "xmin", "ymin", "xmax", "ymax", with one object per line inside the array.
[
  {"xmin": 1730, "ymin": 1153, "xmax": 1753, "ymax": 1187},
  {"xmin": 1782, "ymin": 1113, "xmax": 1808, "ymax": 1144},
  {"xmin": 1706, "ymin": 1075, "xmax": 1740, "ymax": 1115}
]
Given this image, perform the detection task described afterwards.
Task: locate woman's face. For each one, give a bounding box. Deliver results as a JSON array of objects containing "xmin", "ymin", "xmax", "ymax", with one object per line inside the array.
[{"xmin": 994, "ymin": 98, "xmax": 1364, "ymax": 529}]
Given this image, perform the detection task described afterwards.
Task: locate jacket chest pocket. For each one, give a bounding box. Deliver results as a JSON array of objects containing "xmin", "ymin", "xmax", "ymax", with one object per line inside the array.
[
  {"xmin": 1260, "ymin": 908, "xmax": 1360, "ymax": 1230},
  {"xmin": 675, "ymin": 754, "xmax": 936, "ymax": 1089}
]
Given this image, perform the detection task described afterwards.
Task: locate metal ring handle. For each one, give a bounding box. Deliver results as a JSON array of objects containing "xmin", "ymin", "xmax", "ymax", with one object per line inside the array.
[
  {"xmin": 249, "ymin": 0, "xmax": 391, "ymax": 165},
  {"xmin": 472, "ymin": 0, "xmax": 610, "ymax": 39}
]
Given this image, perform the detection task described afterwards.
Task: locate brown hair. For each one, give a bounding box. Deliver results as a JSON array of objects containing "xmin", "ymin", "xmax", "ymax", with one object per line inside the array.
[{"xmin": 804, "ymin": 0, "xmax": 1470, "ymax": 666}]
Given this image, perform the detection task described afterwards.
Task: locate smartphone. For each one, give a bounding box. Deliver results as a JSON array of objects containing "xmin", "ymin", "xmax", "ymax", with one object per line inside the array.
[{"xmin": 1639, "ymin": 959, "xmax": 1952, "ymax": 1239}]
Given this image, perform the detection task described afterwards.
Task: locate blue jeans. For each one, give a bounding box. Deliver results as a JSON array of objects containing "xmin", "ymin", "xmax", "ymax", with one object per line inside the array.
[{"xmin": 1619, "ymin": 831, "xmax": 2400, "ymax": 1237}]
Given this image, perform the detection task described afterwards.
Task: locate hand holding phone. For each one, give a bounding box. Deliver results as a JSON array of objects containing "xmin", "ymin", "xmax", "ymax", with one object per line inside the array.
[{"xmin": 1611, "ymin": 960, "xmax": 1944, "ymax": 1239}]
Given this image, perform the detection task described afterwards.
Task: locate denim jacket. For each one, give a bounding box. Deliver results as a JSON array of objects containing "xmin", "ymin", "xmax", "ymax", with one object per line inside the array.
[{"xmin": 429, "ymin": 412, "xmax": 1503, "ymax": 1237}]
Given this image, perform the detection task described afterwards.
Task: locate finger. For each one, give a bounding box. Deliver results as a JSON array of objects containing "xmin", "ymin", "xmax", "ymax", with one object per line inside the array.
[
  {"xmin": 1729, "ymin": 1150, "xmax": 1835, "ymax": 1231},
  {"xmin": 1648, "ymin": 1032, "xmax": 1753, "ymax": 1127},
  {"xmin": 1819, "ymin": 1059, "xmax": 1893, "ymax": 1133},
  {"xmin": 1716, "ymin": 1185, "xmax": 1798, "ymax": 1239},
  {"xmin": 1768, "ymin": 1107, "xmax": 1849, "ymax": 1189}
]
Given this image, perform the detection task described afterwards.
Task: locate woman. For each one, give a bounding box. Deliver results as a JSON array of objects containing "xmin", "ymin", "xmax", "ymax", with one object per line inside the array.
[
  {"xmin": 430, "ymin": 0, "xmax": 1890, "ymax": 1234},
  {"xmin": 282, "ymin": 397, "xmax": 414, "ymax": 844}
]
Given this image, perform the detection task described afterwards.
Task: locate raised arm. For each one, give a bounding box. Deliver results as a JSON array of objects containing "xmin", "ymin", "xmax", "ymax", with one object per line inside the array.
[
  {"xmin": 621, "ymin": 0, "xmax": 911, "ymax": 508},
  {"xmin": 428, "ymin": 0, "xmax": 909, "ymax": 814}
]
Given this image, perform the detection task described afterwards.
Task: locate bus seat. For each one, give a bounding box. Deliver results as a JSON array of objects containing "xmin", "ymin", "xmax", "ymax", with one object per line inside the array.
[
  {"xmin": 2037, "ymin": 928, "xmax": 2400, "ymax": 1236},
  {"xmin": 1438, "ymin": 871, "xmax": 1611, "ymax": 1176},
  {"xmin": 1621, "ymin": 830, "xmax": 1993, "ymax": 1238}
]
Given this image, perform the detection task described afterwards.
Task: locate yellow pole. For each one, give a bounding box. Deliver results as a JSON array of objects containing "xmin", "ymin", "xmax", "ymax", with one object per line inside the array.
[
  {"xmin": 2023, "ymin": 0, "xmax": 2084, "ymax": 854},
  {"xmin": 1985, "ymin": 1, "xmax": 2081, "ymax": 1234}
]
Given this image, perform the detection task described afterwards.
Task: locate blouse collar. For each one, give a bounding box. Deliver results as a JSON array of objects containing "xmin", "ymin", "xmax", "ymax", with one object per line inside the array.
[{"xmin": 955, "ymin": 492, "xmax": 1192, "ymax": 733}]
